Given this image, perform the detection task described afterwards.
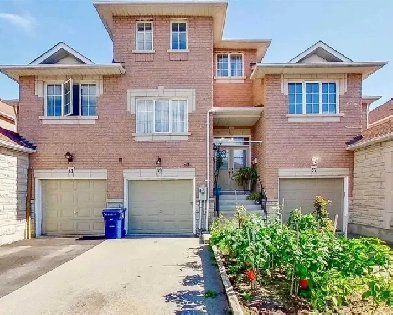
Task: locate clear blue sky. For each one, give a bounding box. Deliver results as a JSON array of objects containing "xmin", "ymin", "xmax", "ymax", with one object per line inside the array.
[{"xmin": 0, "ymin": 0, "xmax": 391, "ymax": 109}]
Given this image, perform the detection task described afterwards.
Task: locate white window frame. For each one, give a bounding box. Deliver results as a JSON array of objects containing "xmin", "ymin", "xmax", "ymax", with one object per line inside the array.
[
  {"xmin": 79, "ymin": 82, "xmax": 98, "ymax": 117},
  {"xmin": 135, "ymin": 21, "xmax": 153, "ymax": 51},
  {"xmin": 136, "ymin": 98, "xmax": 188, "ymax": 134},
  {"xmin": 170, "ymin": 20, "xmax": 188, "ymax": 51},
  {"xmin": 215, "ymin": 52, "xmax": 244, "ymax": 78},
  {"xmin": 44, "ymin": 80, "xmax": 97, "ymax": 117},
  {"xmin": 287, "ymin": 80, "xmax": 340, "ymax": 115}
]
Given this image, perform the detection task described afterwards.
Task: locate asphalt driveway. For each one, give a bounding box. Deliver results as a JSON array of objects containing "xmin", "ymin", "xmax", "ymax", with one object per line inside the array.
[
  {"xmin": 0, "ymin": 238, "xmax": 102, "ymax": 299},
  {"xmin": 0, "ymin": 237, "xmax": 228, "ymax": 314}
]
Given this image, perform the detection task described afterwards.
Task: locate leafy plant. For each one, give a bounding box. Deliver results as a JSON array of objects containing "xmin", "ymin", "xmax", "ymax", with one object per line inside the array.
[
  {"xmin": 204, "ymin": 290, "xmax": 218, "ymax": 298},
  {"xmin": 247, "ymin": 191, "xmax": 261, "ymax": 201},
  {"xmin": 210, "ymin": 206, "xmax": 393, "ymax": 312},
  {"xmin": 313, "ymin": 196, "xmax": 334, "ymax": 232},
  {"xmin": 233, "ymin": 166, "xmax": 258, "ymax": 190}
]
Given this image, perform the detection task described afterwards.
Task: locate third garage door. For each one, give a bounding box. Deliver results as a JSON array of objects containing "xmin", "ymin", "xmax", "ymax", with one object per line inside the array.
[
  {"xmin": 128, "ymin": 180, "xmax": 193, "ymax": 234},
  {"xmin": 279, "ymin": 178, "xmax": 344, "ymax": 231}
]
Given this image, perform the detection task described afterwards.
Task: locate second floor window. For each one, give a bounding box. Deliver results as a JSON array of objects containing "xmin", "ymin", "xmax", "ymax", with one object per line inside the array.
[
  {"xmin": 288, "ymin": 82, "xmax": 338, "ymax": 115},
  {"xmin": 216, "ymin": 53, "xmax": 243, "ymax": 77},
  {"xmin": 171, "ymin": 22, "xmax": 187, "ymax": 50},
  {"xmin": 46, "ymin": 80, "xmax": 96, "ymax": 117},
  {"xmin": 136, "ymin": 99, "xmax": 187, "ymax": 133},
  {"xmin": 136, "ymin": 21, "xmax": 153, "ymax": 51}
]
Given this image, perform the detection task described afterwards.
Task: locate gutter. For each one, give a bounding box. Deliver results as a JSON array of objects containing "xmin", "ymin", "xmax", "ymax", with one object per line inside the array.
[
  {"xmin": 346, "ymin": 132, "xmax": 393, "ymax": 151},
  {"xmin": 0, "ymin": 140, "xmax": 36, "ymax": 153}
]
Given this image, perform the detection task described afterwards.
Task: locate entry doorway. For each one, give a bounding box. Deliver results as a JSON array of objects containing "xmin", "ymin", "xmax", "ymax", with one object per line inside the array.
[{"xmin": 214, "ymin": 137, "xmax": 251, "ymax": 191}]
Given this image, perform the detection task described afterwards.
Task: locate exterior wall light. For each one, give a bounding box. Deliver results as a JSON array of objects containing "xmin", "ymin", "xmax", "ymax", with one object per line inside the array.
[
  {"xmin": 156, "ymin": 157, "xmax": 162, "ymax": 167},
  {"xmin": 64, "ymin": 152, "xmax": 73, "ymax": 163}
]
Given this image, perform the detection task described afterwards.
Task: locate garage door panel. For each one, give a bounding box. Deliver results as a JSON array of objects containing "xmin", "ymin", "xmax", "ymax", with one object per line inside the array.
[
  {"xmin": 128, "ymin": 180, "xmax": 193, "ymax": 233},
  {"xmin": 43, "ymin": 179, "xmax": 106, "ymax": 235},
  {"xmin": 279, "ymin": 178, "xmax": 344, "ymax": 231}
]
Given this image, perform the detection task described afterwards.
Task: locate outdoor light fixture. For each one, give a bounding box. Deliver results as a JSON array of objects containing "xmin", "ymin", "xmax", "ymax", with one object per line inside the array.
[
  {"xmin": 156, "ymin": 157, "xmax": 162, "ymax": 167},
  {"xmin": 64, "ymin": 152, "xmax": 73, "ymax": 163},
  {"xmin": 311, "ymin": 156, "xmax": 318, "ymax": 173}
]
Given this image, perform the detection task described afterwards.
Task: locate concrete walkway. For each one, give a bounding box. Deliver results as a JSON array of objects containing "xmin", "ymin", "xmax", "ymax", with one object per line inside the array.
[{"xmin": 0, "ymin": 238, "xmax": 228, "ymax": 314}]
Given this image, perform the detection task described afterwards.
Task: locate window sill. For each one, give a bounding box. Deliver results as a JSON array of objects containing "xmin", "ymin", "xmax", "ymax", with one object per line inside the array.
[
  {"xmin": 214, "ymin": 76, "xmax": 246, "ymax": 84},
  {"xmin": 286, "ymin": 113, "xmax": 344, "ymax": 123},
  {"xmin": 167, "ymin": 49, "xmax": 190, "ymax": 53},
  {"xmin": 132, "ymin": 50, "xmax": 155, "ymax": 54},
  {"xmin": 39, "ymin": 116, "xmax": 98, "ymax": 125},
  {"xmin": 132, "ymin": 132, "xmax": 191, "ymax": 141}
]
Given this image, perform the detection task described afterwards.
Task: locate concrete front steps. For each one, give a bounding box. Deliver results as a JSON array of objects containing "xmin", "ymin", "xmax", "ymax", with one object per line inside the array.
[{"xmin": 217, "ymin": 192, "xmax": 265, "ymax": 218}]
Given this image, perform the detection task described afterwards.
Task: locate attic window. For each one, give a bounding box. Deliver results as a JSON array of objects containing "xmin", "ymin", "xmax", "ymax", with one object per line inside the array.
[{"xmin": 45, "ymin": 79, "xmax": 96, "ymax": 117}]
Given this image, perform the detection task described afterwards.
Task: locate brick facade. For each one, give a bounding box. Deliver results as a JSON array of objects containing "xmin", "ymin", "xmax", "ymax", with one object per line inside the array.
[
  {"xmin": 255, "ymin": 74, "xmax": 362, "ymax": 199},
  {"xmin": 0, "ymin": 147, "xmax": 29, "ymax": 245},
  {"xmin": 19, "ymin": 16, "xmax": 214, "ymax": 199},
  {"xmin": 213, "ymin": 49, "xmax": 257, "ymax": 107}
]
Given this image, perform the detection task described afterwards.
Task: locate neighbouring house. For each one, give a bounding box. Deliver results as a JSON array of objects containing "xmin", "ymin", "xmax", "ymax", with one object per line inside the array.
[
  {"xmin": 347, "ymin": 99, "xmax": 393, "ymax": 242},
  {"xmin": 369, "ymin": 98, "xmax": 393, "ymax": 125},
  {"xmin": 0, "ymin": 100, "xmax": 17, "ymax": 131},
  {"xmin": 0, "ymin": 0, "xmax": 387, "ymax": 237},
  {"xmin": 0, "ymin": 127, "xmax": 35, "ymax": 245}
]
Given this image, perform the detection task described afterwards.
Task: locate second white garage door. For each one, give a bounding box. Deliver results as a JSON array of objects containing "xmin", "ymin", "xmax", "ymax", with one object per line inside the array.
[
  {"xmin": 128, "ymin": 180, "xmax": 193, "ymax": 234},
  {"xmin": 279, "ymin": 178, "xmax": 344, "ymax": 231},
  {"xmin": 42, "ymin": 179, "xmax": 106, "ymax": 235}
]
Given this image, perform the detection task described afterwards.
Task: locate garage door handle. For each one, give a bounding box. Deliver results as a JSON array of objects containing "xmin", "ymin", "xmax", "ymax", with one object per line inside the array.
[{"xmin": 159, "ymin": 210, "xmax": 162, "ymax": 213}]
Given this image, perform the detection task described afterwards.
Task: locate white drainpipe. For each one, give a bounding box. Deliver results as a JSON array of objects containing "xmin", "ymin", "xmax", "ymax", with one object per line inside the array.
[{"xmin": 205, "ymin": 109, "xmax": 215, "ymax": 230}]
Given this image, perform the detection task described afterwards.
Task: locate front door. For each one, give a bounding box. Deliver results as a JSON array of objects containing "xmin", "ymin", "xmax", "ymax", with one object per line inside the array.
[{"xmin": 217, "ymin": 146, "xmax": 249, "ymax": 191}]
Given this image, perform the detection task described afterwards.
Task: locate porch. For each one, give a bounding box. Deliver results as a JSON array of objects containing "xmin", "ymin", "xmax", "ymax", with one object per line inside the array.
[{"xmin": 211, "ymin": 106, "xmax": 268, "ymax": 218}]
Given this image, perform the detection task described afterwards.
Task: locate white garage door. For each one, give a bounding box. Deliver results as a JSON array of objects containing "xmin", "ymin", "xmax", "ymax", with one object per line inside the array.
[
  {"xmin": 42, "ymin": 179, "xmax": 106, "ymax": 235},
  {"xmin": 128, "ymin": 180, "xmax": 193, "ymax": 234},
  {"xmin": 279, "ymin": 178, "xmax": 344, "ymax": 231}
]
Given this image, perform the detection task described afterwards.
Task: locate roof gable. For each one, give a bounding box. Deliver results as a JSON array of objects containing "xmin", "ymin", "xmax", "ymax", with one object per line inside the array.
[
  {"xmin": 289, "ymin": 40, "xmax": 353, "ymax": 64},
  {"xmin": 30, "ymin": 42, "xmax": 94, "ymax": 65}
]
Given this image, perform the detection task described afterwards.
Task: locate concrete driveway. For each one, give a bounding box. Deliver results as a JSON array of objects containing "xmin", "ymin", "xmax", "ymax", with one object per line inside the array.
[{"xmin": 0, "ymin": 237, "xmax": 228, "ymax": 314}]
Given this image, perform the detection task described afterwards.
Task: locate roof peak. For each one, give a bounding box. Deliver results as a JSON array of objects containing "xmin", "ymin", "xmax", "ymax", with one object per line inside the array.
[
  {"xmin": 289, "ymin": 40, "xmax": 353, "ymax": 64},
  {"xmin": 30, "ymin": 42, "xmax": 94, "ymax": 65}
]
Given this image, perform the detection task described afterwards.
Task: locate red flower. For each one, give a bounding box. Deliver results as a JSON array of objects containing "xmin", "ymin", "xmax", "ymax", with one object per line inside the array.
[
  {"xmin": 246, "ymin": 270, "xmax": 256, "ymax": 281},
  {"xmin": 299, "ymin": 279, "xmax": 309, "ymax": 289}
]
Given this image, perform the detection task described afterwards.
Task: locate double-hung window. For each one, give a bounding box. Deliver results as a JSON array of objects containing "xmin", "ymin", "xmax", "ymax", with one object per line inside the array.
[
  {"xmin": 45, "ymin": 79, "xmax": 97, "ymax": 117},
  {"xmin": 288, "ymin": 81, "xmax": 338, "ymax": 115},
  {"xmin": 136, "ymin": 99, "xmax": 188, "ymax": 133},
  {"xmin": 170, "ymin": 22, "xmax": 187, "ymax": 50},
  {"xmin": 136, "ymin": 21, "xmax": 153, "ymax": 51},
  {"xmin": 216, "ymin": 53, "xmax": 243, "ymax": 77}
]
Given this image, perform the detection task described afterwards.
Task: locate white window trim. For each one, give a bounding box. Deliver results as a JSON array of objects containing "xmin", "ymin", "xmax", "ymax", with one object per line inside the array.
[
  {"xmin": 169, "ymin": 20, "xmax": 188, "ymax": 51},
  {"xmin": 134, "ymin": 20, "xmax": 154, "ymax": 52},
  {"xmin": 215, "ymin": 52, "xmax": 245, "ymax": 79},
  {"xmin": 135, "ymin": 98, "xmax": 188, "ymax": 134},
  {"xmin": 43, "ymin": 80, "xmax": 98, "ymax": 123},
  {"xmin": 287, "ymin": 80, "xmax": 340, "ymax": 115}
]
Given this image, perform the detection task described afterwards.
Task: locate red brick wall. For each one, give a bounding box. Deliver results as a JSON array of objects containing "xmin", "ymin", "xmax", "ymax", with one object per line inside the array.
[
  {"xmin": 18, "ymin": 16, "xmax": 214, "ymax": 199},
  {"xmin": 213, "ymin": 49, "xmax": 257, "ymax": 107},
  {"xmin": 369, "ymin": 99, "xmax": 393, "ymax": 125},
  {"xmin": 259, "ymin": 74, "xmax": 362, "ymax": 199}
]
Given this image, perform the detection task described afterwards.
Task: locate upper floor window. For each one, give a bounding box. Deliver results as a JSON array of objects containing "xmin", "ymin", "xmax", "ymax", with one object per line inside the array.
[
  {"xmin": 45, "ymin": 79, "xmax": 96, "ymax": 117},
  {"xmin": 136, "ymin": 21, "xmax": 153, "ymax": 51},
  {"xmin": 216, "ymin": 53, "xmax": 243, "ymax": 77},
  {"xmin": 170, "ymin": 22, "xmax": 187, "ymax": 50},
  {"xmin": 136, "ymin": 99, "xmax": 187, "ymax": 133},
  {"xmin": 288, "ymin": 81, "xmax": 338, "ymax": 115}
]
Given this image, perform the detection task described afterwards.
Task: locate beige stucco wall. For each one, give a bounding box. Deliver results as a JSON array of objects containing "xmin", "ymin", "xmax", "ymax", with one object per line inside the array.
[
  {"xmin": 350, "ymin": 140, "xmax": 393, "ymax": 242},
  {"xmin": 0, "ymin": 147, "xmax": 29, "ymax": 245}
]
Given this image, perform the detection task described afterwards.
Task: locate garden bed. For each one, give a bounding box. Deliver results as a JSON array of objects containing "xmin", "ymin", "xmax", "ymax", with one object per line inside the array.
[{"xmin": 210, "ymin": 198, "xmax": 393, "ymax": 314}]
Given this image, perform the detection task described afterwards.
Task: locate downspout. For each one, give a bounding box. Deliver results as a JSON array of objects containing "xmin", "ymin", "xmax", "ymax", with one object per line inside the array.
[
  {"xmin": 205, "ymin": 109, "xmax": 215, "ymax": 231},
  {"xmin": 366, "ymin": 103, "xmax": 370, "ymax": 129}
]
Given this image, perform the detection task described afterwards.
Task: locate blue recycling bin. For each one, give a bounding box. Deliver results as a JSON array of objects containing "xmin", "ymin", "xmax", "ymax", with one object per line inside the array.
[{"xmin": 102, "ymin": 208, "xmax": 125, "ymax": 239}]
